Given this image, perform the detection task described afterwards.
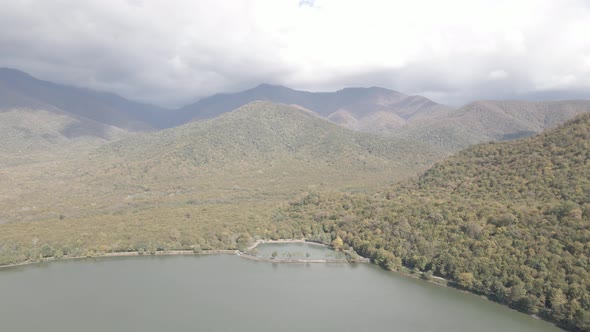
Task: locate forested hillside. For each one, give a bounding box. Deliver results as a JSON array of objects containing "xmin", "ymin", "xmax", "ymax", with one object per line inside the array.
[
  {"xmin": 281, "ymin": 113, "xmax": 590, "ymax": 331},
  {"xmin": 0, "ymin": 102, "xmax": 442, "ymax": 266},
  {"xmin": 0, "ymin": 109, "xmax": 128, "ymax": 166},
  {"xmin": 391, "ymin": 99, "xmax": 590, "ymax": 152},
  {"xmin": 100, "ymin": 101, "xmax": 439, "ymax": 169}
]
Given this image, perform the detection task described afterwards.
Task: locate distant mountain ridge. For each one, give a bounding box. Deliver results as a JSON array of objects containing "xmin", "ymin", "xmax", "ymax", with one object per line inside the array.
[
  {"xmin": 0, "ymin": 68, "xmax": 451, "ymax": 133},
  {"xmin": 0, "ymin": 68, "xmax": 167, "ymax": 131},
  {"xmin": 173, "ymin": 83, "xmax": 451, "ymax": 131},
  {"xmin": 0, "ymin": 68, "xmax": 165, "ymax": 165},
  {"xmin": 1, "ymin": 67, "xmax": 589, "ymax": 156},
  {"xmin": 173, "ymin": 84, "xmax": 590, "ymax": 145}
]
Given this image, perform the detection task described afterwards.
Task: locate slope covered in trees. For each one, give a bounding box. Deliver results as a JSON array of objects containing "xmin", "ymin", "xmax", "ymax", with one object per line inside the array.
[
  {"xmin": 281, "ymin": 113, "xmax": 590, "ymax": 331},
  {"xmin": 0, "ymin": 101, "xmax": 442, "ymax": 265},
  {"xmin": 0, "ymin": 109, "xmax": 128, "ymax": 166},
  {"xmin": 391, "ymin": 99, "xmax": 590, "ymax": 152},
  {"xmin": 100, "ymin": 101, "xmax": 440, "ymax": 170}
]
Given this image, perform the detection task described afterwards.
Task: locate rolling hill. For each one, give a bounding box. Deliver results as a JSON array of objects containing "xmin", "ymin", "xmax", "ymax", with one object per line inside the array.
[
  {"xmin": 0, "ymin": 108, "xmax": 127, "ymax": 166},
  {"xmin": 101, "ymin": 101, "xmax": 442, "ymax": 170},
  {"xmin": 392, "ymin": 99, "xmax": 590, "ymax": 152}
]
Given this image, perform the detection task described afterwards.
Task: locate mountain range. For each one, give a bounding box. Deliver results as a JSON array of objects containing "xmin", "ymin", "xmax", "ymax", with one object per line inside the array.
[
  {"xmin": 1, "ymin": 67, "xmax": 590, "ymax": 331},
  {"xmin": 0, "ymin": 68, "xmax": 158, "ymax": 165},
  {"xmin": 2, "ymin": 67, "xmax": 589, "ymax": 160},
  {"xmin": 173, "ymin": 83, "xmax": 452, "ymax": 131}
]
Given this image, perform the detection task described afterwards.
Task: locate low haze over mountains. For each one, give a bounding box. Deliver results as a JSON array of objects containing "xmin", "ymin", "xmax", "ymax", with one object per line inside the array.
[{"xmin": 0, "ymin": 68, "xmax": 165, "ymax": 130}]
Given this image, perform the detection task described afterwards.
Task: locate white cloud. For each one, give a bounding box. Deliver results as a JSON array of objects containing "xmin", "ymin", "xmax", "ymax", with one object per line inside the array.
[
  {"xmin": 0, "ymin": 0, "xmax": 589, "ymax": 106},
  {"xmin": 488, "ymin": 70, "xmax": 508, "ymax": 80}
]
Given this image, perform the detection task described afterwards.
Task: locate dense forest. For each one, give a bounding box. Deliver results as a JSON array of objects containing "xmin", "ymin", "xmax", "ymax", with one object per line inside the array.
[{"xmin": 280, "ymin": 113, "xmax": 590, "ymax": 331}]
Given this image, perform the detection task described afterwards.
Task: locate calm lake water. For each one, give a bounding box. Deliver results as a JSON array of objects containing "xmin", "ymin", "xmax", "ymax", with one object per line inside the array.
[{"xmin": 0, "ymin": 245, "xmax": 563, "ymax": 332}]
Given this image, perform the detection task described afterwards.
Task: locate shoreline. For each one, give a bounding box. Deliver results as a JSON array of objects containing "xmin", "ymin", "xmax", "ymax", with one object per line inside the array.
[
  {"xmin": 245, "ymin": 238, "xmax": 307, "ymax": 251},
  {"xmin": 238, "ymin": 252, "xmax": 349, "ymax": 263},
  {"xmin": 0, "ymin": 249, "xmax": 238, "ymax": 270},
  {"xmin": 389, "ymin": 268, "xmax": 565, "ymax": 331},
  {"xmin": 0, "ymin": 239, "xmax": 349, "ymax": 270},
  {"xmin": 0, "ymin": 240, "xmax": 566, "ymax": 331},
  {"xmin": 242, "ymin": 239, "xmax": 561, "ymax": 330}
]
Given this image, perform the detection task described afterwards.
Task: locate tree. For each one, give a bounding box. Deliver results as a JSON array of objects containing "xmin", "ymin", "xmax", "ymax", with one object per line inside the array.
[
  {"xmin": 457, "ymin": 272, "xmax": 474, "ymax": 288},
  {"xmin": 549, "ymin": 288, "xmax": 567, "ymax": 308},
  {"xmin": 236, "ymin": 233, "xmax": 252, "ymax": 251},
  {"xmin": 40, "ymin": 244, "xmax": 56, "ymax": 258},
  {"xmin": 331, "ymin": 236, "xmax": 344, "ymax": 250},
  {"xmin": 373, "ymin": 249, "xmax": 400, "ymax": 271}
]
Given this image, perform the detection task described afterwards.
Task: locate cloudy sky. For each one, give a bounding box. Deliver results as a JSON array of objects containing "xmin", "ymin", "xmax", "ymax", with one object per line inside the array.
[{"xmin": 1, "ymin": 0, "xmax": 589, "ymax": 107}]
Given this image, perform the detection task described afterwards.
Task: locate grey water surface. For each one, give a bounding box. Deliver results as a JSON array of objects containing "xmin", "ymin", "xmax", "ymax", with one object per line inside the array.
[
  {"xmin": 0, "ymin": 245, "xmax": 563, "ymax": 332},
  {"xmin": 253, "ymin": 242, "xmax": 346, "ymax": 260}
]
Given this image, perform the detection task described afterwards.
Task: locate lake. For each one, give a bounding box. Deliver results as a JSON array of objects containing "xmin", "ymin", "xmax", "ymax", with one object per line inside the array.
[{"xmin": 0, "ymin": 244, "xmax": 563, "ymax": 332}]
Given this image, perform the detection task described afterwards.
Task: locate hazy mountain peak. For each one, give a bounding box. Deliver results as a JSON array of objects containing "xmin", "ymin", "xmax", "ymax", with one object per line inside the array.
[
  {"xmin": 230, "ymin": 99, "xmax": 296, "ymax": 111},
  {"xmin": 177, "ymin": 83, "xmax": 449, "ymax": 130},
  {"xmin": 252, "ymin": 83, "xmax": 291, "ymax": 90},
  {"xmin": 337, "ymin": 86, "xmax": 404, "ymax": 94},
  {"xmin": 209, "ymin": 101, "xmax": 318, "ymax": 125},
  {"xmin": 0, "ymin": 67, "xmax": 167, "ymax": 131},
  {"xmin": 0, "ymin": 67, "xmax": 33, "ymax": 79},
  {"xmin": 0, "ymin": 68, "xmax": 453, "ymax": 134}
]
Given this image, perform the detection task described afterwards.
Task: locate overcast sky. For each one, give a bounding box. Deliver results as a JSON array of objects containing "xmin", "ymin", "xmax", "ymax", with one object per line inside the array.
[{"xmin": 1, "ymin": 0, "xmax": 589, "ymax": 107}]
